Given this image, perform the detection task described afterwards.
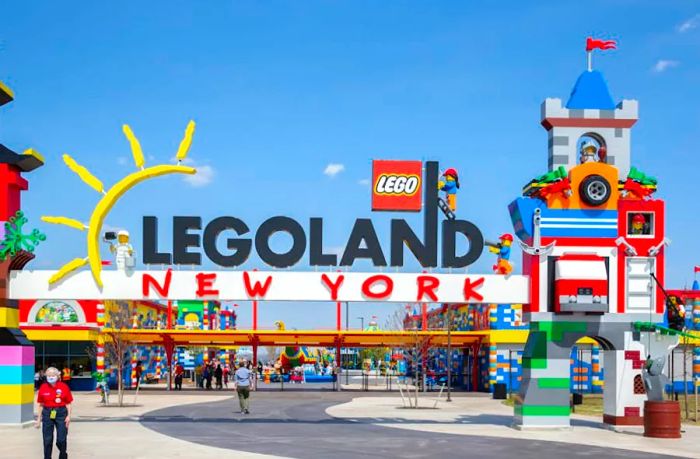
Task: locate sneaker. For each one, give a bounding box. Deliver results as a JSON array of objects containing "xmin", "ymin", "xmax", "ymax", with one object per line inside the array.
[{"xmin": 244, "ymin": 409, "xmax": 250, "ymax": 414}]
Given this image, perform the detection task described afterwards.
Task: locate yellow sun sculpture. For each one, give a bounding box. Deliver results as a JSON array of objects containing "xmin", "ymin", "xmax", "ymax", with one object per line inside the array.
[{"xmin": 42, "ymin": 121, "xmax": 197, "ymax": 288}]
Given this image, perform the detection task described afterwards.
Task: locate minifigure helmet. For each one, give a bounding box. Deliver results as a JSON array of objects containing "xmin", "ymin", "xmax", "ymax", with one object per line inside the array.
[
  {"xmin": 580, "ymin": 141, "xmax": 597, "ymax": 154},
  {"xmin": 632, "ymin": 214, "xmax": 645, "ymax": 224},
  {"xmin": 499, "ymin": 233, "xmax": 514, "ymax": 242},
  {"xmin": 118, "ymin": 230, "xmax": 130, "ymax": 237}
]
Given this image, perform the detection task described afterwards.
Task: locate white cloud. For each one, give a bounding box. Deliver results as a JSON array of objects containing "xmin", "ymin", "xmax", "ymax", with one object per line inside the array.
[
  {"xmin": 358, "ymin": 178, "xmax": 370, "ymax": 186},
  {"xmin": 184, "ymin": 164, "xmax": 214, "ymax": 187},
  {"xmin": 678, "ymin": 14, "xmax": 700, "ymax": 33},
  {"xmin": 652, "ymin": 59, "xmax": 679, "ymax": 73},
  {"xmin": 323, "ymin": 163, "xmax": 345, "ymax": 178}
]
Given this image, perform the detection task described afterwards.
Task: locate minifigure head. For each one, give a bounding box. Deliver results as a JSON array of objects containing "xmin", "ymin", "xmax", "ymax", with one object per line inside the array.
[
  {"xmin": 442, "ymin": 168, "xmax": 460, "ymax": 188},
  {"xmin": 632, "ymin": 214, "xmax": 645, "ymax": 232},
  {"xmin": 117, "ymin": 230, "xmax": 130, "ymax": 244},
  {"xmin": 580, "ymin": 141, "xmax": 598, "ymax": 162},
  {"xmin": 499, "ymin": 233, "xmax": 513, "ymax": 247}
]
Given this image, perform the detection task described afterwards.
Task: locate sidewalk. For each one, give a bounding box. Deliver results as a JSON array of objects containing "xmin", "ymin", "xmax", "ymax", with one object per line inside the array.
[
  {"xmin": 326, "ymin": 395, "xmax": 700, "ymax": 458},
  {"xmin": 1, "ymin": 391, "xmax": 284, "ymax": 459}
]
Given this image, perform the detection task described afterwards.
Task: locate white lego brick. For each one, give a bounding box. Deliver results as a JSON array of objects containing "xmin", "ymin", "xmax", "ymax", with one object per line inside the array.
[{"xmin": 541, "ymin": 98, "xmax": 568, "ymax": 119}]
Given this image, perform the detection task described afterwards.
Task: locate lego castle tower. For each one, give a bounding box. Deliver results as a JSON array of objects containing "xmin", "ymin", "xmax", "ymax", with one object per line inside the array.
[{"xmin": 543, "ymin": 69, "xmax": 638, "ymax": 177}]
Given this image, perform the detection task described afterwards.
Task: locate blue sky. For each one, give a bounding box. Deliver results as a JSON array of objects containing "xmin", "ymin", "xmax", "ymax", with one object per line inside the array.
[{"xmin": 2, "ymin": 1, "xmax": 700, "ymax": 330}]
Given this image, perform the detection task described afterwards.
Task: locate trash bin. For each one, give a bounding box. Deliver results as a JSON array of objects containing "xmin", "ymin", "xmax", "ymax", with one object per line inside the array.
[
  {"xmin": 493, "ymin": 383, "xmax": 507, "ymax": 400},
  {"xmin": 572, "ymin": 393, "xmax": 584, "ymax": 405}
]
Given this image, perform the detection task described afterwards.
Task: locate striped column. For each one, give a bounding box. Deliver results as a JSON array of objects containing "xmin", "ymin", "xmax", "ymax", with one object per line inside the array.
[
  {"xmin": 96, "ymin": 303, "xmax": 105, "ymax": 328},
  {"xmin": 154, "ymin": 346, "xmax": 162, "ymax": 381},
  {"xmin": 488, "ymin": 344, "xmax": 497, "ymax": 392},
  {"xmin": 0, "ymin": 302, "xmax": 34, "ymax": 425},
  {"xmin": 693, "ymin": 347, "xmax": 700, "ymax": 389},
  {"xmin": 96, "ymin": 337, "xmax": 105, "ymax": 376},
  {"xmin": 130, "ymin": 347, "xmax": 138, "ymax": 388},
  {"xmin": 591, "ymin": 344, "xmax": 602, "ymax": 393}
]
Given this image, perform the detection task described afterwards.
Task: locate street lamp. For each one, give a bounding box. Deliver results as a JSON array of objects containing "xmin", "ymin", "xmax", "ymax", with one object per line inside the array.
[
  {"xmin": 357, "ymin": 316, "xmax": 365, "ymax": 330},
  {"xmin": 446, "ymin": 304, "xmax": 452, "ymax": 402}
]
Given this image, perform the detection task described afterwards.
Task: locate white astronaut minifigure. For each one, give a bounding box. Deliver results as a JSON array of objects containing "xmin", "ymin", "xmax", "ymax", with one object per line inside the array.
[{"xmin": 110, "ymin": 230, "xmax": 135, "ymax": 272}]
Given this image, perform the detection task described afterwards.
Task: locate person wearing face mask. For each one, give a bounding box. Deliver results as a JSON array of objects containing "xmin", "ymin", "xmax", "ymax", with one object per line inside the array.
[{"xmin": 36, "ymin": 367, "xmax": 73, "ymax": 459}]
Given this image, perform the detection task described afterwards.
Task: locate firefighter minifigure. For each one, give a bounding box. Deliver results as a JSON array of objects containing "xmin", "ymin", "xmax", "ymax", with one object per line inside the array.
[
  {"xmin": 486, "ymin": 233, "xmax": 514, "ymax": 275},
  {"xmin": 630, "ymin": 213, "xmax": 647, "ymax": 235},
  {"xmin": 438, "ymin": 168, "xmax": 460, "ymax": 211},
  {"xmin": 109, "ymin": 230, "xmax": 135, "ymax": 272}
]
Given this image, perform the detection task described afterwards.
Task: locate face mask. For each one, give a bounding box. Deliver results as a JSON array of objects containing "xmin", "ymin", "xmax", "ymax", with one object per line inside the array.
[{"xmin": 47, "ymin": 376, "xmax": 58, "ymax": 384}]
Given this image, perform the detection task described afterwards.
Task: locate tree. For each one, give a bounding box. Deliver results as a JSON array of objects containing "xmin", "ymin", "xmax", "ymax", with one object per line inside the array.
[{"xmin": 101, "ymin": 300, "xmax": 136, "ymax": 407}]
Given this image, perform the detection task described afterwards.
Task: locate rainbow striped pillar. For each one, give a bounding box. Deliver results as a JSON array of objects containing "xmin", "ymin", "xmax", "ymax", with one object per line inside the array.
[
  {"xmin": 0, "ymin": 303, "xmax": 34, "ymax": 424},
  {"xmin": 130, "ymin": 347, "xmax": 138, "ymax": 388},
  {"xmin": 591, "ymin": 344, "xmax": 602, "ymax": 393},
  {"xmin": 488, "ymin": 344, "xmax": 497, "ymax": 391},
  {"xmin": 154, "ymin": 346, "xmax": 162, "ymax": 380},
  {"xmin": 693, "ymin": 347, "xmax": 700, "ymax": 389}
]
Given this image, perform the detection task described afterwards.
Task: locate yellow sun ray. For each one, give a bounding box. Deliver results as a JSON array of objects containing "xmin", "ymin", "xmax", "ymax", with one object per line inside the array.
[
  {"xmin": 122, "ymin": 124, "xmax": 145, "ymax": 169},
  {"xmin": 85, "ymin": 164, "xmax": 195, "ymax": 287},
  {"xmin": 63, "ymin": 154, "xmax": 105, "ymax": 194},
  {"xmin": 49, "ymin": 258, "xmax": 88, "ymax": 284},
  {"xmin": 48, "ymin": 122, "xmax": 199, "ymax": 287},
  {"xmin": 175, "ymin": 120, "xmax": 196, "ymax": 162},
  {"xmin": 41, "ymin": 216, "xmax": 87, "ymax": 231}
]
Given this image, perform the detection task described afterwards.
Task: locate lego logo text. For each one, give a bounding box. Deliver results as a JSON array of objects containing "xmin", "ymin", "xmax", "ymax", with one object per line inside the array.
[{"xmin": 375, "ymin": 174, "xmax": 420, "ymax": 196}]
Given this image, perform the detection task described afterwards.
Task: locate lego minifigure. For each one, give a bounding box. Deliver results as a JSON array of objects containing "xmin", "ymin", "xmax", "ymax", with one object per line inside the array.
[
  {"xmin": 486, "ymin": 233, "xmax": 514, "ymax": 275},
  {"xmin": 109, "ymin": 230, "xmax": 135, "ymax": 272},
  {"xmin": 437, "ymin": 168, "xmax": 460, "ymax": 211},
  {"xmin": 579, "ymin": 141, "xmax": 599, "ymax": 163},
  {"xmin": 630, "ymin": 213, "xmax": 647, "ymax": 235}
]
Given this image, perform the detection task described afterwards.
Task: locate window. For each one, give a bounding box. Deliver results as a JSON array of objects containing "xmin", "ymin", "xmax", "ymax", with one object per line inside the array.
[
  {"xmin": 627, "ymin": 212, "xmax": 654, "ymax": 237},
  {"xmin": 577, "ymin": 133, "xmax": 607, "ymax": 164}
]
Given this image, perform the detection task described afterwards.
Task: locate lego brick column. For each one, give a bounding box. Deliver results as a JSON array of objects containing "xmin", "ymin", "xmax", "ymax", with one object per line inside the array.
[
  {"xmin": 0, "ymin": 298, "xmax": 34, "ymax": 424},
  {"xmin": 694, "ymin": 298, "xmax": 700, "ymax": 390},
  {"xmin": 591, "ymin": 344, "xmax": 603, "ymax": 394},
  {"xmin": 514, "ymin": 321, "xmax": 587, "ymax": 429}
]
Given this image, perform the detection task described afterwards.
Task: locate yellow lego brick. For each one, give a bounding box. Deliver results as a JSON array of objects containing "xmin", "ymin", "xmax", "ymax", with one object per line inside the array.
[
  {"xmin": 0, "ymin": 384, "xmax": 34, "ymax": 405},
  {"xmin": 0, "ymin": 307, "xmax": 19, "ymax": 328}
]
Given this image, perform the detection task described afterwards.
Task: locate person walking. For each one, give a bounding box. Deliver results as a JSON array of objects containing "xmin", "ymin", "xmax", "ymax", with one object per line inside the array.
[
  {"xmin": 174, "ymin": 363, "xmax": 184, "ymax": 390},
  {"xmin": 234, "ymin": 361, "xmax": 252, "ymax": 414},
  {"xmin": 203, "ymin": 364, "xmax": 211, "ymax": 390},
  {"xmin": 223, "ymin": 364, "xmax": 230, "ymax": 388},
  {"xmin": 214, "ymin": 363, "xmax": 223, "ymax": 390},
  {"xmin": 36, "ymin": 367, "xmax": 73, "ymax": 459}
]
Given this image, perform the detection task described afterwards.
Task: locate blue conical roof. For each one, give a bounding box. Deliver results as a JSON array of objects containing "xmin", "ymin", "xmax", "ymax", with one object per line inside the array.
[{"xmin": 566, "ymin": 70, "xmax": 616, "ymax": 110}]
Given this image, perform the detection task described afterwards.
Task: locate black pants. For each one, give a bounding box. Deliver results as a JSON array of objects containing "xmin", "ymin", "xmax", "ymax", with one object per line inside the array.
[
  {"xmin": 174, "ymin": 375, "xmax": 183, "ymax": 390},
  {"xmin": 42, "ymin": 406, "xmax": 68, "ymax": 459}
]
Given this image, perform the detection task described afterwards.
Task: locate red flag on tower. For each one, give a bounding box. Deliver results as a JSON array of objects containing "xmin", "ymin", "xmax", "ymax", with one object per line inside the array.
[
  {"xmin": 586, "ymin": 37, "xmax": 617, "ymax": 52},
  {"xmin": 694, "ymin": 266, "xmax": 700, "ymax": 273}
]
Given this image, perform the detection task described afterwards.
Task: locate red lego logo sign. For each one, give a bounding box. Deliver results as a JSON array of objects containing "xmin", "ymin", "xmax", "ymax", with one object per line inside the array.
[{"xmin": 372, "ymin": 160, "xmax": 422, "ymax": 211}]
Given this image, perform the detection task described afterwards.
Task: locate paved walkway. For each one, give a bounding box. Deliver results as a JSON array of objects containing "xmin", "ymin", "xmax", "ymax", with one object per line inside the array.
[
  {"xmin": 142, "ymin": 391, "xmax": 696, "ymax": 459},
  {"xmin": 2, "ymin": 390, "xmax": 698, "ymax": 458}
]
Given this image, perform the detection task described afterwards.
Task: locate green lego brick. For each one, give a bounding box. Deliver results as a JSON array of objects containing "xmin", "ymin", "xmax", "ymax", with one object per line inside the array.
[
  {"xmin": 523, "ymin": 357, "xmax": 547, "ymax": 369},
  {"xmin": 514, "ymin": 404, "xmax": 571, "ymax": 417},
  {"xmin": 538, "ymin": 378, "xmax": 570, "ymax": 389},
  {"xmin": 538, "ymin": 321, "xmax": 588, "ymax": 342}
]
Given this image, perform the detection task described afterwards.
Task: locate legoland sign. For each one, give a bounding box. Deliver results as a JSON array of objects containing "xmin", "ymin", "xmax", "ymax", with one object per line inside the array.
[
  {"xmin": 141, "ymin": 161, "xmax": 482, "ymax": 270},
  {"xmin": 10, "ymin": 270, "xmax": 529, "ymax": 303},
  {"xmin": 10, "ymin": 153, "xmax": 533, "ymax": 303}
]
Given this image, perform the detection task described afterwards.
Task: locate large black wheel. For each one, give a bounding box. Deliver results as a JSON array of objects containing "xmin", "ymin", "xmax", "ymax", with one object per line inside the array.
[{"xmin": 579, "ymin": 174, "xmax": 611, "ymax": 206}]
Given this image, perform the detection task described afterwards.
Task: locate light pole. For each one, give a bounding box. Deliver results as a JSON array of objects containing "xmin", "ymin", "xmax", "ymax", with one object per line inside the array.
[
  {"xmin": 345, "ymin": 302, "xmax": 350, "ymax": 385},
  {"xmin": 357, "ymin": 316, "xmax": 365, "ymax": 331},
  {"xmin": 446, "ymin": 304, "xmax": 452, "ymax": 402}
]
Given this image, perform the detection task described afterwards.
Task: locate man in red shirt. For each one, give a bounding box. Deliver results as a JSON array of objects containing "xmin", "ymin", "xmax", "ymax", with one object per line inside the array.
[{"xmin": 36, "ymin": 367, "xmax": 73, "ymax": 459}]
